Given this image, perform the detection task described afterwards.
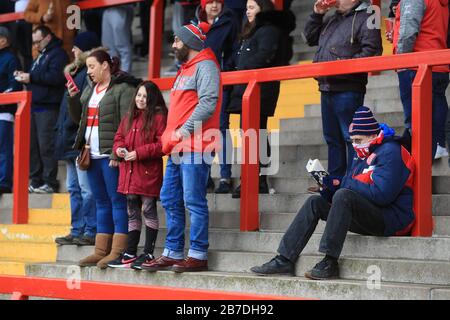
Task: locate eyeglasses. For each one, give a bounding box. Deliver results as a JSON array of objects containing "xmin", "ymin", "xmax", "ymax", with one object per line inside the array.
[{"xmin": 32, "ymin": 38, "xmax": 45, "ymax": 46}]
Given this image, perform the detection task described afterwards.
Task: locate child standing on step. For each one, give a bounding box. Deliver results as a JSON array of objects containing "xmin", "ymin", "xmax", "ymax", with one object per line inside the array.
[{"xmin": 108, "ymin": 81, "xmax": 168, "ymax": 269}]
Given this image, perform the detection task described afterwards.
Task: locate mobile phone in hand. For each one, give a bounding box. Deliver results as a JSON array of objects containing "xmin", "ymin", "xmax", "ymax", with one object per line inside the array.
[{"xmin": 65, "ymin": 73, "xmax": 80, "ymax": 93}]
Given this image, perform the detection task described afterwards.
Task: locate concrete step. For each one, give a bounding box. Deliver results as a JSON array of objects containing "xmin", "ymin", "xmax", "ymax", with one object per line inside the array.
[
  {"xmin": 275, "ymin": 126, "xmax": 405, "ymax": 146},
  {"xmin": 25, "ymin": 262, "xmax": 450, "ymax": 300},
  {"xmin": 0, "ymin": 260, "xmax": 26, "ymax": 276},
  {"xmin": 28, "ymin": 209, "xmax": 71, "ymax": 226},
  {"xmin": 303, "ymin": 98, "xmax": 405, "ymax": 117},
  {"xmin": 279, "ymin": 111, "xmax": 405, "ymax": 132},
  {"xmin": 0, "ymin": 241, "xmax": 57, "ymax": 263},
  {"xmin": 53, "ymin": 245, "xmax": 450, "ymax": 286},
  {"xmin": 0, "ymin": 224, "xmax": 70, "ymax": 243},
  {"xmin": 55, "ymin": 227, "xmax": 450, "ymax": 262}
]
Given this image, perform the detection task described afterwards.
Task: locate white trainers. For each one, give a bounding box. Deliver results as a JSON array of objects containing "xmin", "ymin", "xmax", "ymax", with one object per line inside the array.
[{"xmin": 434, "ymin": 145, "xmax": 449, "ymax": 159}]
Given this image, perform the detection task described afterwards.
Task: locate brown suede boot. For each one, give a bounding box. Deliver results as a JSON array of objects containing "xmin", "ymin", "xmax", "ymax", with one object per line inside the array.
[
  {"xmin": 78, "ymin": 233, "xmax": 113, "ymax": 267},
  {"xmin": 97, "ymin": 233, "xmax": 128, "ymax": 269}
]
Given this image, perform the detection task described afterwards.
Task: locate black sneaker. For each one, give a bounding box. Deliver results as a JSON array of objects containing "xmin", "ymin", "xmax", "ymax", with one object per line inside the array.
[
  {"xmin": 55, "ymin": 234, "xmax": 79, "ymax": 245},
  {"xmin": 131, "ymin": 253, "xmax": 155, "ymax": 270},
  {"xmin": 0, "ymin": 186, "xmax": 11, "ymax": 195},
  {"xmin": 259, "ymin": 176, "xmax": 269, "ymax": 194},
  {"xmin": 107, "ymin": 252, "xmax": 137, "ymax": 268},
  {"xmin": 215, "ymin": 179, "xmax": 231, "ymax": 194},
  {"xmin": 304, "ymin": 256, "xmax": 339, "ymax": 280},
  {"xmin": 207, "ymin": 176, "xmax": 215, "ymax": 192},
  {"xmin": 34, "ymin": 184, "xmax": 55, "ymax": 194},
  {"xmin": 250, "ymin": 255, "xmax": 295, "ymax": 276},
  {"xmin": 74, "ymin": 235, "xmax": 95, "ymax": 246},
  {"xmin": 231, "ymin": 185, "xmax": 241, "ymax": 199}
]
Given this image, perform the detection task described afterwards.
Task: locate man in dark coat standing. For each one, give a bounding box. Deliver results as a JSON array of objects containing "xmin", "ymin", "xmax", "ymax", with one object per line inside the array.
[
  {"xmin": 0, "ymin": 26, "xmax": 22, "ymax": 195},
  {"xmin": 303, "ymin": 0, "xmax": 382, "ymax": 189},
  {"xmin": 15, "ymin": 25, "xmax": 68, "ymax": 193}
]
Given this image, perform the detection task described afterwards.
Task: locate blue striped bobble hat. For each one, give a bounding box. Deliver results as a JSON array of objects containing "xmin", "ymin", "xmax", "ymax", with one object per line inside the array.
[{"xmin": 349, "ymin": 106, "xmax": 381, "ymax": 136}]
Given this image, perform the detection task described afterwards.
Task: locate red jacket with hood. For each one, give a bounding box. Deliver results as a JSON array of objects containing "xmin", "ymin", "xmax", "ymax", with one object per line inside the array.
[
  {"xmin": 113, "ymin": 111, "xmax": 167, "ymax": 197},
  {"xmin": 393, "ymin": 0, "xmax": 449, "ymax": 72},
  {"xmin": 161, "ymin": 48, "xmax": 222, "ymax": 154}
]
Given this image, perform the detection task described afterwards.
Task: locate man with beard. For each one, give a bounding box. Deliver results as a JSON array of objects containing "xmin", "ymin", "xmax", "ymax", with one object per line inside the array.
[{"xmin": 141, "ymin": 22, "xmax": 222, "ymax": 273}]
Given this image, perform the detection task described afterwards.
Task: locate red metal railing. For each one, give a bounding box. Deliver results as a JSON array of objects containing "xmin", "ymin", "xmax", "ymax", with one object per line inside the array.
[
  {"xmin": 152, "ymin": 49, "xmax": 450, "ymax": 237},
  {"xmin": 0, "ymin": 275, "xmax": 306, "ymax": 300},
  {"xmin": 0, "ymin": 0, "xmax": 165, "ymax": 78},
  {"xmin": 0, "ymin": 92, "xmax": 31, "ymax": 224}
]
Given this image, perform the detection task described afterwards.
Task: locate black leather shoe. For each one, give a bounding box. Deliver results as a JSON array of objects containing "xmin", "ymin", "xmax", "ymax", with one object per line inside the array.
[
  {"xmin": 304, "ymin": 256, "xmax": 339, "ymax": 280},
  {"xmin": 207, "ymin": 176, "xmax": 215, "ymax": 193},
  {"xmin": 74, "ymin": 235, "xmax": 95, "ymax": 246},
  {"xmin": 250, "ymin": 255, "xmax": 295, "ymax": 276},
  {"xmin": 215, "ymin": 180, "xmax": 231, "ymax": 194},
  {"xmin": 231, "ymin": 185, "xmax": 241, "ymax": 199},
  {"xmin": 55, "ymin": 234, "xmax": 79, "ymax": 245}
]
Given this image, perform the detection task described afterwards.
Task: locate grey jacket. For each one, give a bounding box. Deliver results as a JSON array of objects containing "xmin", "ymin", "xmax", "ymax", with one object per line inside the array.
[{"xmin": 303, "ymin": 1, "xmax": 382, "ymax": 93}]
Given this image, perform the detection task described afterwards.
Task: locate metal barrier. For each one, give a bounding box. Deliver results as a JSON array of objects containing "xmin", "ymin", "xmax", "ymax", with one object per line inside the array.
[
  {"xmin": 0, "ymin": 92, "xmax": 31, "ymax": 224},
  {"xmin": 0, "ymin": 275, "xmax": 305, "ymax": 300},
  {"xmin": 152, "ymin": 49, "xmax": 450, "ymax": 236}
]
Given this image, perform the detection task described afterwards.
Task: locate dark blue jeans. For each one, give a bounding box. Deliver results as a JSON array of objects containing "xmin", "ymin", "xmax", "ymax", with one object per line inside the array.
[
  {"xmin": 86, "ymin": 158, "xmax": 127, "ymax": 234},
  {"xmin": 160, "ymin": 153, "xmax": 211, "ymax": 260},
  {"xmin": 321, "ymin": 91, "xmax": 365, "ymax": 177},
  {"xmin": 398, "ymin": 70, "xmax": 449, "ymax": 157},
  {"xmin": 67, "ymin": 159, "xmax": 96, "ymax": 238},
  {"xmin": 0, "ymin": 120, "xmax": 13, "ymax": 190}
]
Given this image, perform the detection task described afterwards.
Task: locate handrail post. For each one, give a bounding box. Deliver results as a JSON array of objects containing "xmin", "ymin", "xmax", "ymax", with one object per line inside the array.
[
  {"xmin": 240, "ymin": 80, "xmax": 260, "ymax": 231},
  {"xmin": 411, "ymin": 65, "xmax": 433, "ymax": 236},
  {"xmin": 11, "ymin": 292, "xmax": 29, "ymax": 300},
  {"xmin": 13, "ymin": 92, "xmax": 31, "ymax": 224},
  {"xmin": 149, "ymin": 0, "xmax": 163, "ymax": 79}
]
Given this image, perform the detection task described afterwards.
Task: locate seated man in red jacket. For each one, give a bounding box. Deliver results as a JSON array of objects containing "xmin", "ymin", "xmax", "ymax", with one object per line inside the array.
[{"xmin": 251, "ymin": 106, "xmax": 415, "ymax": 280}]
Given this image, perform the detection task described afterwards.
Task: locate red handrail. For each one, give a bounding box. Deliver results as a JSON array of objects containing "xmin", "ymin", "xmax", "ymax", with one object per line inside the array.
[
  {"xmin": 151, "ymin": 49, "xmax": 450, "ymax": 236},
  {"xmin": 0, "ymin": 92, "xmax": 31, "ymax": 224},
  {"xmin": 0, "ymin": 275, "xmax": 307, "ymax": 300},
  {"xmin": 0, "ymin": 0, "xmax": 164, "ymax": 78}
]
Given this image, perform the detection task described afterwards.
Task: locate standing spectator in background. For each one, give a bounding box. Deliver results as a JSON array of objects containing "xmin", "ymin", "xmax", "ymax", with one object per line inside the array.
[
  {"xmin": 393, "ymin": 0, "xmax": 449, "ymax": 160},
  {"xmin": 224, "ymin": 0, "xmax": 246, "ymax": 29},
  {"xmin": 142, "ymin": 22, "xmax": 221, "ymax": 273},
  {"xmin": 23, "ymin": 0, "xmax": 75, "ymax": 59},
  {"xmin": 15, "ymin": 25, "xmax": 68, "ymax": 194},
  {"xmin": 226, "ymin": 0, "xmax": 296, "ymax": 198},
  {"xmin": 388, "ymin": 0, "xmax": 399, "ymax": 18},
  {"xmin": 11, "ymin": 0, "xmax": 33, "ymax": 71},
  {"xmin": 54, "ymin": 32, "xmax": 101, "ymax": 246},
  {"xmin": 165, "ymin": 0, "xmax": 200, "ymax": 75},
  {"xmin": 0, "ymin": 26, "xmax": 22, "ymax": 195},
  {"xmin": 102, "ymin": 5, "xmax": 134, "ymax": 73},
  {"xmin": 67, "ymin": 49, "xmax": 138, "ymax": 269},
  {"xmin": 80, "ymin": 0, "xmax": 104, "ymax": 41},
  {"xmin": 303, "ymin": 0, "xmax": 382, "ymax": 189},
  {"xmin": 108, "ymin": 81, "xmax": 168, "ymax": 270},
  {"xmin": 194, "ymin": 0, "xmax": 239, "ymax": 193},
  {"xmin": 172, "ymin": 0, "xmax": 200, "ymax": 33}
]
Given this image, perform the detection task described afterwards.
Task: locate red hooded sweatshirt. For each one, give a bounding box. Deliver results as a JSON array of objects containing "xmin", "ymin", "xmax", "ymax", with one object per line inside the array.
[
  {"xmin": 161, "ymin": 47, "xmax": 222, "ymax": 154},
  {"xmin": 393, "ymin": 0, "xmax": 449, "ymax": 72}
]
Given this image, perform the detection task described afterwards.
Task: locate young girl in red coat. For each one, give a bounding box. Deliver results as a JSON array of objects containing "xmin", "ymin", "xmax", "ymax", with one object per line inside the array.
[{"xmin": 108, "ymin": 80, "xmax": 168, "ymax": 269}]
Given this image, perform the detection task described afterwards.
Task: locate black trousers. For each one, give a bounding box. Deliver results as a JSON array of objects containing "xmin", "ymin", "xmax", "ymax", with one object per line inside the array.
[
  {"xmin": 278, "ymin": 188, "xmax": 386, "ymax": 261},
  {"xmin": 29, "ymin": 109, "xmax": 59, "ymax": 189}
]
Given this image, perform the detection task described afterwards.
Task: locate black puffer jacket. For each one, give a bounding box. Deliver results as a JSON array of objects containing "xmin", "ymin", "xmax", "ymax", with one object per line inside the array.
[
  {"xmin": 304, "ymin": 1, "xmax": 382, "ymax": 93},
  {"xmin": 226, "ymin": 10, "xmax": 296, "ymax": 116}
]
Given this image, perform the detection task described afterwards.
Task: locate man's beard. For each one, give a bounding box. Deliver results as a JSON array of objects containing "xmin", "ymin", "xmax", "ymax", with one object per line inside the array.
[{"xmin": 174, "ymin": 45, "xmax": 189, "ymax": 63}]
